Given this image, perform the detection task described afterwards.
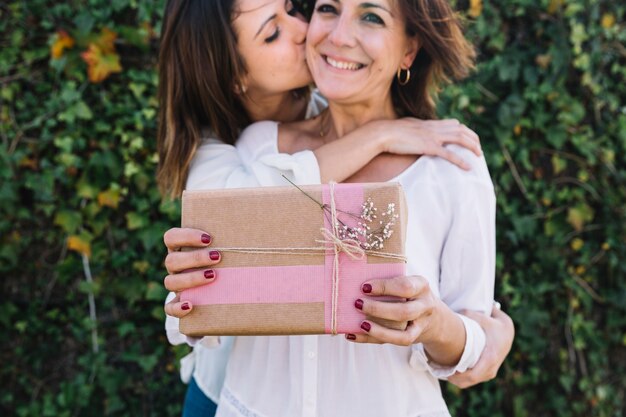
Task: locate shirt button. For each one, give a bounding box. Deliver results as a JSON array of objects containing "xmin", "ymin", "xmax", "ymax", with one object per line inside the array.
[{"xmin": 308, "ymin": 351, "xmax": 316, "ymax": 359}]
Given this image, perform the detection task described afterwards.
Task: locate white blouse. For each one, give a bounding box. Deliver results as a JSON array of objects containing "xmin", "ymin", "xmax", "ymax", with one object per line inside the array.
[{"xmin": 209, "ymin": 121, "xmax": 495, "ymax": 417}]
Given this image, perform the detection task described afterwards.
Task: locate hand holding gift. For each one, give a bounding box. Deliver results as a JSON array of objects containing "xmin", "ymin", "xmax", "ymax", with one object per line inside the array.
[{"xmin": 163, "ymin": 227, "xmax": 221, "ymax": 319}]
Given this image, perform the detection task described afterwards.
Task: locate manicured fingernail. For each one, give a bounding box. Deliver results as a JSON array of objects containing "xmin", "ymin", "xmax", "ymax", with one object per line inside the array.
[
  {"xmin": 181, "ymin": 302, "xmax": 190, "ymax": 311},
  {"xmin": 361, "ymin": 321, "xmax": 371, "ymax": 332},
  {"xmin": 201, "ymin": 233, "xmax": 212, "ymax": 244},
  {"xmin": 204, "ymin": 269, "xmax": 215, "ymax": 280},
  {"xmin": 209, "ymin": 250, "xmax": 220, "ymax": 261},
  {"xmin": 362, "ymin": 283, "xmax": 372, "ymax": 293},
  {"xmin": 354, "ymin": 299, "xmax": 364, "ymax": 310},
  {"xmin": 346, "ymin": 334, "xmax": 356, "ymax": 340}
]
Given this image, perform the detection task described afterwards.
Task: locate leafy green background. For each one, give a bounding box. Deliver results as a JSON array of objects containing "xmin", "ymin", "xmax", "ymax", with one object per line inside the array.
[{"xmin": 1, "ymin": 0, "xmax": 624, "ymax": 415}]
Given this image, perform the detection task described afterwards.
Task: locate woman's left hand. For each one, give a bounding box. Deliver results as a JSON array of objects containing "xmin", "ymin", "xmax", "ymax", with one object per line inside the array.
[{"xmin": 347, "ymin": 275, "xmax": 442, "ymax": 346}]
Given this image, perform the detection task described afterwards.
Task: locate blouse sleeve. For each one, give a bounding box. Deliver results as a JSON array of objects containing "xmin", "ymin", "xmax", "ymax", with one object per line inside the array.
[
  {"xmin": 409, "ymin": 147, "xmax": 496, "ymax": 378},
  {"xmin": 186, "ymin": 122, "xmax": 321, "ymax": 190}
]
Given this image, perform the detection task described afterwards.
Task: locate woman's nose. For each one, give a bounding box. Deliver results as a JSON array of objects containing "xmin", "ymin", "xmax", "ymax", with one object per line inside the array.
[{"xmin": 328, "ymin": 15, "xmax": 356, "ymax": 47}]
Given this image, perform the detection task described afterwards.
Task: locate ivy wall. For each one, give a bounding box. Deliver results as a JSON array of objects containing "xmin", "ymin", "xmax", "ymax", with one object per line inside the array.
[{"xmin": 1, "ymin": 0, "xmax": 624, "ymax": 416}]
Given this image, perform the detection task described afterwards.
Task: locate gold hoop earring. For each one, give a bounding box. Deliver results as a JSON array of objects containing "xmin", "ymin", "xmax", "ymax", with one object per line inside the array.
[{"xmin": 396, "ymin": 68, "xmax": 410, "ymax": 86}]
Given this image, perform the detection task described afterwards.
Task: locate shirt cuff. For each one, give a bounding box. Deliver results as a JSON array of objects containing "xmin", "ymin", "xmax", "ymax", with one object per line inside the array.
[{"xmin": 409, "ymin": 313, "xmax": 486, "ymax": 379}]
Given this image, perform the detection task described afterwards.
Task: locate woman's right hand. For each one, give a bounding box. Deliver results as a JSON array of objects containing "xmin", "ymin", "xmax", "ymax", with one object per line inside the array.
[
  {"xmin": 162, "ymin": 227, "xmax": 221, "ymax": 319},
  {"xmin": 379, "ymin": 118, "xmax": 482, "ymax": 170}
]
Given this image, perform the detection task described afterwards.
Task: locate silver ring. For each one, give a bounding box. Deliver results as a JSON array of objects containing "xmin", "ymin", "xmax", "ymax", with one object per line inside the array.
[{"xmin": 493, "ymin": 300, "xmax": 501, "ymax": 310}]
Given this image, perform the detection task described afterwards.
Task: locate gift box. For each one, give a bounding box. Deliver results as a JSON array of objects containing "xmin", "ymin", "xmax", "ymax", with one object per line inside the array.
[{"xmin": 179, "ymin": 181, "xmax": 408, "ymax": 336}]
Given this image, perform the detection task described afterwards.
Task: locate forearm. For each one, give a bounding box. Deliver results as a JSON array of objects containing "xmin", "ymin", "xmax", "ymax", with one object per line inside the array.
[
  {"xmin": 314, "ymin": 123, "xmax": 386, "ymax": 183},
  {"xmin": 421, "ymin": 299, "xmax": 467, "ymax": 366}
]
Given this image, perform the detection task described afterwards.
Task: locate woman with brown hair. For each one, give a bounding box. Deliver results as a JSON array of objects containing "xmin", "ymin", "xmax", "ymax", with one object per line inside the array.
[{"xmin": 158, "ymin": 0, "xmax": 513, "ymax": 415}]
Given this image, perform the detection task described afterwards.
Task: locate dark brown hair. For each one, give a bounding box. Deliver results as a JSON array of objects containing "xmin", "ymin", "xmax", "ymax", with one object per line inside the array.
[
  {"xmin": 392, "ymin": 0, "xmax": 476, "ymax": 119},
  {"xmin": 157, "ymin": 0, "xmax": 249, "ymax": 198}
]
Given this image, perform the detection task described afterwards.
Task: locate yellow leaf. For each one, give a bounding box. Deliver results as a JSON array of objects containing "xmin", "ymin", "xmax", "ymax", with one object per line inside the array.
[
  {"xmin": 570, "ymin": 238, "xmax": 584, "ymax": 251},
  {"xmin": 566, "ymin": 204, "xmax": 594, "ymax": 232},
  {"xmin": 468, "ymin": 0, "xmax": 482, "ymax": 18},
  {"xmin": 547, "ymin": 0, "xmax": 563, "ymax": 14},
  {"xmin": 67, "ymin": 235, "xmax": 91, "ymax": 257},
  {"xmin": 97, "ymin": 188, "xmax": 121, "ymax": 208},
  {"xmin": 601, "ymin": 14, "xmax": 615, "ymax": 29},
  {"xmin": 51, "ymin": 30, "xmax": 75, "ymax": 59},
  {"xmin": 81, "ymin": 43, "xmax": 122, "ymax": 83},
  {"xmin": 535, "ymin": 54, "xmax": 552, "ymax": 69},
  {"xmin": 94, "ymin": 27, "xmax": 118, "ymax": 53},
  {"xmin": 513, "ymin": 124, "xmax": 522, "ymax": 136},
  {"xmin": 575, "ymin": 265, "xmax": 586, "ymax": 275}
]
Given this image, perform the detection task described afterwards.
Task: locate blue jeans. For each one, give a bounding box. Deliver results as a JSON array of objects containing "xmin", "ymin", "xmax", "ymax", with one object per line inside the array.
[{"xmin": 182, "ymin": 377, "xmax": 218, "ymax": 417}]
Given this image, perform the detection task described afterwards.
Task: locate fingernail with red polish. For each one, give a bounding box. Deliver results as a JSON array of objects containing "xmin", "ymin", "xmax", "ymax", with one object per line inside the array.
[
  {"xmin": 201, "ymin": 233, "xmax": 212, "ymax": 244},
  {"xmin": 204, "ymin": 269, "xmax": 215, "ymax": 280},
  {"xmin": 181, "ymin": 302, "xmax": 190, "ymax": 311},
  {"xmin": 354, "ymin": 299, "xmax": 364, "ymax": 310},
  {"xmin": 361, "ymin": 321, "xmax": 371, "ymax": 332},
  {"xmin": 362, "ymin": 283, "xmax": 372, "ymax": 293},
  {"xmin": 346, "ymin": 334, "xmax": 356, "ymax": 340},
  {"xmin": 209, "ymin": 250, "xmax": 220, "ymax": 261}
]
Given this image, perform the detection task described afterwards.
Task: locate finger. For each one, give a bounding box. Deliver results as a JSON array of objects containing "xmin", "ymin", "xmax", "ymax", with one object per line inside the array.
[
  {"xmin": 438, "ymin": 128, "xmax": 481, "ymax": 157},
  {"xmin": 357, "ymin": 319, "xmax": 424, "ymax": 346},
  {"xmin": 362, "ymin": 275, "xmax": 428, "ymax": 299},
  {"xmin": 344, "ymin": 332, "xmax": 385, "ymax": 344},
  {"xmin": 461, "ymin": 125, "xmax": 481, "ymax": 147},
  {"xmin": 461, "ymin": 127, "xmax": 482, "ymax": 156},
  {"xmin": 164, "ymin": 248, "xmax": 222, "ymax": 274},
  {"xmin": 164, "ymin": 227, "xmax": 213, "ymax": 252},
  {"xmin": 433, "ymin": 147, "xmax": 471, "ymax": 171},
  {"xmin": 356, "ymin": 297, "xmax": 425, "ymax": 322},
  {"xmin": 164, "ymin": 268, "xmax": 217, "ymax": 292},
  {"xmin": 164, "ymin": 298, "xmax": 193, "ymax": 318}
]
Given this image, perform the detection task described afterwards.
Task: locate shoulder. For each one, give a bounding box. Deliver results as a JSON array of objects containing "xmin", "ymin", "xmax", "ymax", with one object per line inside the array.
[
  {"xmin": 420, "ymin": 144, "xmax": 494, "ymax": 191},
  {"xmin": 235, "ymin": 121, "xmax": 280, "ymax": 162}
]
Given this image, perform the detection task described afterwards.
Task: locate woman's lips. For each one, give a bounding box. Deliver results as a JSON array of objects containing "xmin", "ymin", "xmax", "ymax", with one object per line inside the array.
[{"xmin": 323, "ymin": 55, "xmax": 365, "ymax": 71}]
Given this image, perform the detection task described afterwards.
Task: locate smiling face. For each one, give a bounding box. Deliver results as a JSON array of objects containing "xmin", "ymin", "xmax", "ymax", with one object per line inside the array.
[
  {"xmin": 306, "ymin": 0, "xmax": 418, "ymax": 108},
  {"xmin": 232, "ymin": 0, "xmax": 313, "ymax": 96}
]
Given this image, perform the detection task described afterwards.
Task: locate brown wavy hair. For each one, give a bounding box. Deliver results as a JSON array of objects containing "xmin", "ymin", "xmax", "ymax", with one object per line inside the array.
[
  {"xmin": 392, "ymin": 0, "xmax": 476, "ymax": 119},
  {"xmin": 157, "ymin": 0, "xmax": 250, "ymax": 199}
]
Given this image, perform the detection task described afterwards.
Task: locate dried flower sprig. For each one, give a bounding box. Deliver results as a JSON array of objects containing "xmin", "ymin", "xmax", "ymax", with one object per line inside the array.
[{"xmin": 282, "ymin": 176, "xmax": 398, "ymax": 251}]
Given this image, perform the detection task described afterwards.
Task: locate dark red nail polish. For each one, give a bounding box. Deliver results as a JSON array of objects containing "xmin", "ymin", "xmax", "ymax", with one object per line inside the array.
[
  {"xmin": 204, "ymin": 269, "xmax": 215, "ymax": 280},
  {"xmin": 209, "ymin": 250, "xmax": 220, "ymax": 261},
  {"xmin": 362, "ymin": 283, "xmax": 372, "ymax": 293},
  {"xmin": 181, "ymin": 302, "xmax": 190, "ymax": 311},
  {"xmin": 361, "ymin": 321, "xmax": 371, "ymax": 332},
  {"xmin": 354, "ymin": 299, "xmax": 364, "ymax": 310},
  {"xmin": 346, "ymin": 334, "xmax": 356, "ymax": 340},
  {"xmin": 201, "ymin": 233, "xmax": 212, "ymax": 244}
]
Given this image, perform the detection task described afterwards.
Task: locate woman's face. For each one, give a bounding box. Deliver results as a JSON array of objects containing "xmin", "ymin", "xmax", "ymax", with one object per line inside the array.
[
  {"xmin": 305, "ymin": 0, "xmax": 418, "ymax": 105},
  {"xmin": 232, "ymin": 0, "xmax": 312, "ymax": 95}
]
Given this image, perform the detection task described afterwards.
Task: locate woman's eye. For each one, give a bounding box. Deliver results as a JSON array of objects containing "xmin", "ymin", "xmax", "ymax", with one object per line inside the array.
[
  {"xmin": 265, "ymin": 28, "xmax": 280, "ymax": 43},
  {"xmin": 316, "ymin": 4, "xmax": 337, "ymax": 14},
  {"xmin": 362, "ymin": 13, "xmax": 384, "ymax": 25}
]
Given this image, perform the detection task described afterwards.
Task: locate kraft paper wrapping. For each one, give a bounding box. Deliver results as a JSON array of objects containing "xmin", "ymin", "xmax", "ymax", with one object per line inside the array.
[{"xmin": 179, "ymin": 182, "xmax": 408, "ymax": 336}]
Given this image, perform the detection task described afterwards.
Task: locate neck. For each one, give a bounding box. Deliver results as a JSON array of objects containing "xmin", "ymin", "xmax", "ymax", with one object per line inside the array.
[
  {"xmin": 241, "ymin": 89, "xmax": 308, "ymax": 123},
  {"xmin": 324, "ymin": 95, "xmax": 397, "ymax": 141}
]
